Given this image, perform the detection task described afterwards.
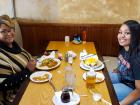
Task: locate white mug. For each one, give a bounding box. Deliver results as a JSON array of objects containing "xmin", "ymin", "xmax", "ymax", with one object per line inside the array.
[{"xmin": 65, "ymin": 36, "xmax": 70, "ymax": 42}]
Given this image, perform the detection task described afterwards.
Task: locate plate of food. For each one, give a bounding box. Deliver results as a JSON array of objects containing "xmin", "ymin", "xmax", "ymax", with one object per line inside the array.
[
  {"xmin": 80, "ymin": 56, "xmax": 104, "ymax": 71},
  {"xmin": 83, "ymin": 72, "xmax": 105, "ymax": 83},
  {"xmin": 80, "ymin": 62, "xmax": 104, "ymax": 71},
  {"xmin": 36, "ymin": 57, "xmax": 61, "ymax": 70},
  {"xmin": 52, "ymin": 91, "xmax": 80, "ymax": 105},
  {"xmin": 30, "ymin": 71, "xmax": 52, "ymax": 83}
]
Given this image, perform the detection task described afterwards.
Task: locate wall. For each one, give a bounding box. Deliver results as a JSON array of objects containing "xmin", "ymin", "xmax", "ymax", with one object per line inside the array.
[
  {"xmin": 0, "ymin": 0, "xmax": 14, "ymax": 17},
  {"xmin": 19, "ymin": 22, "xmax": 120, "ymax": 56},
  {"xmin": 0, "ymin": 0, "xmax": 140, "ymax": 23}
]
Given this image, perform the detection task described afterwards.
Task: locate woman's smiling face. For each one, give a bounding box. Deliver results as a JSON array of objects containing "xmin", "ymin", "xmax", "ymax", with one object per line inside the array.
[
  {"xmin": 0, "ymin": 23, "xmax": 15, "ymax": 46},
  {"xmin": 118, "ymin": 24, "xmax": 131, "ymax": 51}
]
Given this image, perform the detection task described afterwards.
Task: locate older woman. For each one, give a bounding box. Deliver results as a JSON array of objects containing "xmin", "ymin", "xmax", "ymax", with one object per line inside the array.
[
  {"xmin": 0, "ymin": 16, "xmax": 36, "ymax": 104},
  {"xmin": 109, "ymin": 20, "xmax": 140, "ymax": 105}
]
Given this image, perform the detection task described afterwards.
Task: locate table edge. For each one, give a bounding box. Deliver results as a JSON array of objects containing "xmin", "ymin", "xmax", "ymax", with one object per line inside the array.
[
  {"xmin": 95, "ymin": 42, "xmax": 119, "ymax": 105},
  {"xmin": 11, "ymin": 79, "xmax": 30, "ymax": 105}
]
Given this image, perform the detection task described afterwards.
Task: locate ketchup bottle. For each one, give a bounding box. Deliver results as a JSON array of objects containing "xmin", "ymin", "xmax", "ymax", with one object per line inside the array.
[{"xmin": 82, "ymin": 30, "xmax": 87, "ymax": 44}]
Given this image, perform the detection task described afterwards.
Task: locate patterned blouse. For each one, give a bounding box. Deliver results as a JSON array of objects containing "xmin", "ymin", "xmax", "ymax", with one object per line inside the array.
[{"xmin": 0, "ymin": 41, "xmax": 32, "ymax": 90}]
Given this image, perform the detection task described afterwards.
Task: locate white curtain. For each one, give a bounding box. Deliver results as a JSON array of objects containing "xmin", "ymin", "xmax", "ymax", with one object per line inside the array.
[{"xmin": 10, "ymin": 0, "xmax": 15, "ymax": 18}]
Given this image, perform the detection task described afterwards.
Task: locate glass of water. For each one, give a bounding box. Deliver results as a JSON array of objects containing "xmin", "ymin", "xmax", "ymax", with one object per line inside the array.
[{"xmin": 64, "ymin": 65, "xmax": 76, "ymax": 90}]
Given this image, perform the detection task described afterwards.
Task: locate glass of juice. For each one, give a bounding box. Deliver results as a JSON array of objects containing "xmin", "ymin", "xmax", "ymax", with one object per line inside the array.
[{"xmin": 86, "ymin": 70, "xmax": 96, "ymax": 90}]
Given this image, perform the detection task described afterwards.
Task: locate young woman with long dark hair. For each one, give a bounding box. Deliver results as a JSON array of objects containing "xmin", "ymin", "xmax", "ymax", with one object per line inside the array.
[{"xmin": 109, "ymin": 20, "xmax": 140, "ymax": 105}]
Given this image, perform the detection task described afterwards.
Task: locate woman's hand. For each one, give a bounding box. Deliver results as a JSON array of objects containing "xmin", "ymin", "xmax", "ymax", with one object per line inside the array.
[{"xmin": 26, "ymin": 59, "xmax": 36, "ymax": 71}]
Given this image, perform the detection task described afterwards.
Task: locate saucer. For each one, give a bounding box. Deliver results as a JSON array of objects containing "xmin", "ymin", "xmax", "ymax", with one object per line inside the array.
[
  {"xmin": 83, "ymin": 72, "xmax": 105, "ymax": 83},
  {"xmin": 52, "ymin": 91, "xmax": 80, "ymax": 105}
]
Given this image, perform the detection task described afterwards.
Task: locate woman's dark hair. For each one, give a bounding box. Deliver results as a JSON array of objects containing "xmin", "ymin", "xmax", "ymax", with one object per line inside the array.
[{"xmin": 120, "ymin": 20, "xmax": 140, "ymax": 56}]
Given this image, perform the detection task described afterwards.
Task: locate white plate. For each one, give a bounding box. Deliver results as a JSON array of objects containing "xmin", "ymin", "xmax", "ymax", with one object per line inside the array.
[
  {"xmin": 80, "ymin": 62, "xmax": 104, "ymax": 71},
  {"xmin": 36, "ymin": 58, "xmax": 61, "ymax": 70},
  {"xmin": 83, "ymin": 72, "xmax": 105, "ymax": 83},
  {"xmin": 52, "ymin": 91, "xmax": 80, "ymax": 105},
  {"xmin": 80, "ymin": 54, "xmax": 97, "ymax": 61},
  {"xmin": 81, "ymin": 59, "xmax": 103, "ymax": 69},
  {"xmin": 30, "ymin": 71, "xmax": 52, "ymax": 83}
]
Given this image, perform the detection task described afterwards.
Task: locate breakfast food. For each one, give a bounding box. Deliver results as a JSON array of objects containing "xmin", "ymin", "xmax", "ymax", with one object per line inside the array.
[
  {"xmin": 33, "ymin": 73, "xmax": 48, "ymax": 81},
  {"xmin": 84, "ymin": 57, "xmax": 98, "ymax": 66},
  {"xmin": 40, "ymin": 58, "xmax": 58, "ymax": 68}
]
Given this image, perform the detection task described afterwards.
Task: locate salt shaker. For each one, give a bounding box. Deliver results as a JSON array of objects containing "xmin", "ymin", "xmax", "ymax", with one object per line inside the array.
[
  {"xmin": 65, "ymin": 53, "xmax": 68, "ymax": 62},
  {"xmin": 68, "ymin": 52, "xmax": 73, "ymax": 64}
]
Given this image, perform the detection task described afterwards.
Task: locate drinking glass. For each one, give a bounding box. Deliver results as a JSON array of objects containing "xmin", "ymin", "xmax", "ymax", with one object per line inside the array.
[
  {"xmin": 86, "ymin": 70, "xmax": 96, "ymax": 91},
  {"xmin": 64, "ymin": 65, "xmax": 76, "ymax": 90},
  {"xmin": 65, "ymin": 36, "xmax": 70, "ymax": 42},
  {"xmin": 65, "ymin": 72, "xmax": 76, "ymax": 90}
]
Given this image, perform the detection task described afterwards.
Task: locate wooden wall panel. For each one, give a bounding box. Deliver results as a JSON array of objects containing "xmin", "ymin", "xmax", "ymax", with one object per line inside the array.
[{"xmin": 19, "ymin": 22, "xmax": 120, "ymax": 56}]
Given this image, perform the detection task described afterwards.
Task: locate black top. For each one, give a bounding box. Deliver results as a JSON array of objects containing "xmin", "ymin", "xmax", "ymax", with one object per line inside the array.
[
  {"xmin": 118, "ymin": 48, "xmax": 140, "ymax": 89},
  {"xmin": 0, "ymin": 41, "xmax": 22, "ymax": 54},
  {"xmin": 0, "ymin": 41, "xmax": 31, "ymax": 90}
]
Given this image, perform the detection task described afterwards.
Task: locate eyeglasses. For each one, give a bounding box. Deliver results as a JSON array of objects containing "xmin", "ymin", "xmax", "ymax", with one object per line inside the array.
[
  {"xmin": 0, "ymin": 28, "xmax": 15, "ymax": 36},
  {"xmin": 118, "ymin": 31, "xmax": 131, "ymax": 36}
]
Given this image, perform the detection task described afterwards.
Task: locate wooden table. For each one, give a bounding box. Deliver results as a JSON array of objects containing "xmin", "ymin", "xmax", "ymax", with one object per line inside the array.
[{"xmin": 12, "ymin": 41, "xmax": 119, "ymax": 105}]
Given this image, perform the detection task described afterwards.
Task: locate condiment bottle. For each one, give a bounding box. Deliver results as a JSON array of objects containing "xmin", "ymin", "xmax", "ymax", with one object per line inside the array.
[
  {"xmin": 61, "ymin": 89, "xmax": 70, "ymax": 103},
  {"xmin": 82, "ymin": 30, "xmax": 87, "ymax": 44},
  {"xmin": 68, "ymin": 51, "xmax": 73, "ymax": 64}
]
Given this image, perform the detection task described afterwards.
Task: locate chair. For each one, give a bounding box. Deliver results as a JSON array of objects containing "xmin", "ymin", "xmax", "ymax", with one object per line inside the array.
[
  {"xmin": 0, "ymin": 18, "xmax": 23, "ymax": 104},
  {"xmin": 102, "ymin": 56, "xmax": 118, "ymax": 71},
  {"xmin": 12, "ymin": 19, "xmax": 23, "ymax": 47}
]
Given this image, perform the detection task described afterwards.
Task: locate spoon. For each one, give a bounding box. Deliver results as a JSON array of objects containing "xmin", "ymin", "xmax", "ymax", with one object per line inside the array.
[
  {"xmin": 89, "ymin": 90, "xmax": 112, "ymax": 105},
  {"xmin": 93, "ymin": 93, "xmax": 112, "ymax": 105}
]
